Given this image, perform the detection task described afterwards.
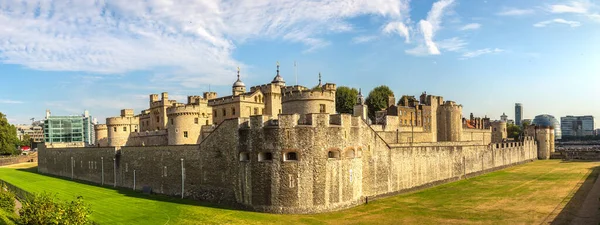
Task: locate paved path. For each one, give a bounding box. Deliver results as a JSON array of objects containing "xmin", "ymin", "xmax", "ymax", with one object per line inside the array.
[{"xmin": 570, "ymin": 172, "xmax": 600, "ymax": 225}]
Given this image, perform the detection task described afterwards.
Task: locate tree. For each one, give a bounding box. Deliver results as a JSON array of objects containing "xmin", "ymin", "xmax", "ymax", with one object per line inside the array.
[
  {"xmin": 0, "ymin": 112, "xmax": 19, "ymax": 155},
  {"xmin": 335, "ymin": 86, "xmax": 359, "ymax": 114},
  {"xmin": 507, "ymin": 124, "xmax": 522, "ymax": 139},
  {"xmin": 21, "ymin": 134, "xmax": 32, "ymax": 147},
  {"xmin": 365, "ymin": 85, "xmax": 394, "ymax": 121},
  {"xmin": 521, "ymin": 120, "xmax": 531, "ymax": 128}
]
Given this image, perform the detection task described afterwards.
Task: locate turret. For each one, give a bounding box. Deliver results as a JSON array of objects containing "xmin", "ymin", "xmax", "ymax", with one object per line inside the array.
[
  {"xmin": 353, "ymin": 88, "xmax": 367, "ymax": 120},
  {"xmin": 271, "ymin": 61, "xmax": 286, "ymax": 87},
  {"xmin": 437, "ymin": 101, "xmax": 463, "ymax": 142},
  {"xmin": 232, "ymin": 67, "xmax": 246, "ymax": 96},
  {"xmin": 491, "ymin": 121, "xmax": 507, "ymax": 143}
]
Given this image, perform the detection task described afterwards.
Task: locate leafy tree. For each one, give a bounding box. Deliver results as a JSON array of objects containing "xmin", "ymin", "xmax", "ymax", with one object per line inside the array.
[
  {"xmin": 365, "ymin": 85, "xmax": 394, "ymax": 120},
  {"xmin": 20, "ymin": 134, "xmax": 32, "ymax": 147},
  {"xmin": 507, "ymin": 124, "xmax": 522, "ymax": 139},
  {"xmin": 335, "ymin": 86, "xmax": 359, "ymax": 114},
  {"xmin": 19, "ymin": 193, "xmax": 92, "ymax": 225},
  {"xmin": 521, "ymin": 120, "xmax": 531, "ymax": 128},
  {"xmin": 0, "ymin": 113, "xmax": 19, "ymax": 155}
]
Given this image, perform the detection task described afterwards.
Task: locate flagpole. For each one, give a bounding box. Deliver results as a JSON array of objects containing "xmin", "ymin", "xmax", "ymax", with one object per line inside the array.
[{"xmin": 294, "ymin": 61, "xmax": 298, "ymax": 86}]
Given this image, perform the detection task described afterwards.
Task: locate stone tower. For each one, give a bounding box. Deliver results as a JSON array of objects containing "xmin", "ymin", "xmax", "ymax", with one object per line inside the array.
[
  {"xmin": 353, "ymin": 89, "xmax": 367, "ymax": 121},
  {"xmin": 491, "ymin": 121, "xmax": 507, "ymax": 143},
  {"xmin": 232, "ymin": 68, "xmax": 246, "ymax": 96},
  {"xmin": 437, "ymin": 101, "xmax": 463, "ymax": 142}
]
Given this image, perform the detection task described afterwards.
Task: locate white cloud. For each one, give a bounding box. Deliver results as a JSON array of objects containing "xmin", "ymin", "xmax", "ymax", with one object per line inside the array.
[
  {"xmin": 416, "ymin": 0, "xmax": 455, "ymax": 55},
  {"xmin": 497, "ymin": 8, "xmax": 535, "ymax": 16},
  {"xmin": 0, "ymin": 100, "xmax": 24, "ymax": 104},
  {"xmin": 383, "ymin": 21, "xmax": 411, "ymax": 43},
  {"xmin": 548, "ymin": 1, "xmax": 590, "ymax": 14},
  {"xmin": 406, "ymin": 37, "xmax": 465, "ymax": 56},
  {"xmin": 352, "ymin": 35, "xmax": 379, "ymax": 44},
  {"xmin": 461, "ymin": 48, "xmax": 504, "ymax": 59},
  {"xmin": 0, "ymin": 0, "xmax": 410, "ymax": 87},
  {"xmin": 534, "ymin": 19, "xmax": 582, "ymax": 27},
  {"xmin": 459, "ymin": 23, "xmax": 481, "ymax": 31}
]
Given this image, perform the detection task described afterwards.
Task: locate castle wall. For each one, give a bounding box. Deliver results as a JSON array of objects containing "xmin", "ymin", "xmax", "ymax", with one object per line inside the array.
[
  {"xmin": 462, "ymin": 129, "xmax": 492, "ymax": 144},
  {"xmin": 38, "ymin": 146, "xmax": 118, "ymax": 186},
  {"xmin": 37, "ymin": 114, "xmax": 539, "ymax": 215},
  {"xmin": 126, "ymin": 130, "xmax": 168, "ymax": 146}
]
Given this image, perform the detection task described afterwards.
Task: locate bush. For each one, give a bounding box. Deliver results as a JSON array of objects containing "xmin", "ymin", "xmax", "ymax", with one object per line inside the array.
[
  {"xmin": 19, "ymin": 192, "xmax": 92, "ymax": 225},
  {"xmin": 0, "ymin": 186, "xmax": 15, "ymax": 213}
]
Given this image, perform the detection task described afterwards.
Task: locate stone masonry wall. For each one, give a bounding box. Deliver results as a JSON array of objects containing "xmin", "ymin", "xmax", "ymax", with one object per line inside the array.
[{"xmin": 37, "ymin": 114, "xmax": 538, "ymax": 214}]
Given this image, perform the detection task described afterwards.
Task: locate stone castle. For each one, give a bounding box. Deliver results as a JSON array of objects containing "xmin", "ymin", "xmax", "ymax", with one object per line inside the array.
[{"xmin": 38, "ymin": 65, "xmax": 555, "ymax": 214}]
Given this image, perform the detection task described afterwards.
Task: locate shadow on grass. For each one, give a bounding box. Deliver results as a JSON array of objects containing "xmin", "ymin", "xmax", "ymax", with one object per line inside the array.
[
  {"xmin": 550, "ymin": 162, "xmax": 600, "ymax": 225},
  {"xmin": 14, "ymin": 166, "xmax": 240, "ymax": 212}
]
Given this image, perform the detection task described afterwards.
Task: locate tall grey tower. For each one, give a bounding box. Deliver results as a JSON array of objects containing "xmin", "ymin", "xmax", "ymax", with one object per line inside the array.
[{"xmin": 515, "ymin": 103, "xmax": 523, "ymax": 126}]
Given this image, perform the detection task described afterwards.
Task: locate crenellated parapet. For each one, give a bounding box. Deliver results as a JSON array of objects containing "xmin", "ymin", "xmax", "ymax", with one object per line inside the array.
[
  {"xmin": 166, "ymin": 104, "xmax": 202, "ymax": 116},
  {"xmin": 282, "ymin": 86, "xmax": 336, "ymax": 115}
]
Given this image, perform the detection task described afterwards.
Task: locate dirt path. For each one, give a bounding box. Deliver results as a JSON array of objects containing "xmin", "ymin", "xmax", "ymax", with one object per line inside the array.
[
  {"xmin": 570, "ymin": 172, "xmax": 600, "ymax": 225},
  {"xmin": 14, "ymin": 198, "xmax": 21, "ymax": 215}
]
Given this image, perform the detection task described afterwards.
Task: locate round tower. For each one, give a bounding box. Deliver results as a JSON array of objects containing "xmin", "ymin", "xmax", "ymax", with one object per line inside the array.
[
  {"xmin": 94, "ymin": 124, "xmax": 108, "ymax": 147},
  {"xmin": 490, "ymin": 121, "xmax": 507, "ymax": 143},
  {"xmin": 535, "ymin": 126, "xmax": 552, "ymax": 159},
  {"xmin": 437, "ymin": 101, "xmax": 463, "ymax": 142},
  {"xmin": 233, "ymin": 67, "xmax": 246, "ymax": 96},
  {"xmin": 281, "ymin": 73, "xmax": 336, "ymax": 115},
  {"xmin": 106, "ymin": 116, "xmax": 139, "ymax": 147},
  {"xmin": 167, "ymin": 105, "xmax": 204, "ymax": 145}
]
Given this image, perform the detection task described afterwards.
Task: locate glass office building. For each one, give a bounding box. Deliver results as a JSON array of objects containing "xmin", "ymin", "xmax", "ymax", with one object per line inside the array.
[
  {"xmin": 43, "ymin": 110, "xmax": 95, "ymax": 146},
  {"xmin": 561, "ymin": 115, "xmax": 595, "ymax": 137}
]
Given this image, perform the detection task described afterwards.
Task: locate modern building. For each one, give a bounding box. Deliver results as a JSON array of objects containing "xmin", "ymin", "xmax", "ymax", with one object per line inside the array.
[
  {"xmin": 561, "ymin": 115, "xmax": 595, "ymax": 137},
  {"xmin": 515, "ymin": 103, "xmax": 523, "ymax": 126},
  {"xmin": 532, "ymin": 114, "xmax": 561, "ymax": 139},
  {"xmin": 15, "ymin": 124, "xmax": 44, "ymax": 143},
  {"xmin": 595, "ymin": 129, "xmax": 600, "ymax": 136},
  {"xmin": 43, "ymin": 110, "xmax": 95, "ymax": 146}
]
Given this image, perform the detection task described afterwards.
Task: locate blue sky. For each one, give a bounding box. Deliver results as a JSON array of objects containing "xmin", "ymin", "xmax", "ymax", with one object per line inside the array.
[{"xmin": 0, "ymin": 0, "xmax": 599, "ymax": 126}]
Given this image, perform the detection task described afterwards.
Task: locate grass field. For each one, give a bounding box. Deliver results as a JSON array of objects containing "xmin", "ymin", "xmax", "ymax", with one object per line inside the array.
[{"xmin": 0, "ymin": 160, "xmax": 598, "ymax": 224}]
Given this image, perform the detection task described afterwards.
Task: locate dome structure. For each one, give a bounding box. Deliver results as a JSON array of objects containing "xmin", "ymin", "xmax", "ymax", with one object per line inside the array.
[
  {"xmin": 233, "ymin": 78, "xmax": 246, "ymax": 88},
  {"xmin": 271, "ymin": 62, "xmax": 285, "ymax": 86},
  {"xmin": 233, "ymin": 67, "xmax": 246, "ymax": 88},
  {"xmin": 532, "ymin": 114, "xmax": 562, "ymax": 139}
]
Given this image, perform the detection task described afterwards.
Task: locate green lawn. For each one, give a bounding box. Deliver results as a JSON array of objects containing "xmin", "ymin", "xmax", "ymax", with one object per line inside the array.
[{"xmin": 0, "ymin": 160, "xmax": 598, "ymax": 224}]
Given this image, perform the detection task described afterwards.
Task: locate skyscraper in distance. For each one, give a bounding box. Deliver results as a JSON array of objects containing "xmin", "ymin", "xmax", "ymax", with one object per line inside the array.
[{"xmin": 515, "ymin": 103, "xmax": 523, "ymax": 126}]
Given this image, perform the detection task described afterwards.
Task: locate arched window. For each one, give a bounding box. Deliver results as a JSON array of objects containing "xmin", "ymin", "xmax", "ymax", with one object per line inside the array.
[
  {"xmin": 345, "ymin": 149, "xmax": 355, "ymax": 159},
  {"xmin": 328, "ymin": 150, "xmax": 340, "ymax": 159},
  {"xmin": 284, "ymin": 152, "xmax": 298, "ymax": 161},
  {"xmin": 239, "ymin": 152, "xmax": 250, "ymax": 162},
  {"xmin": 254, "ymin": 96, "xmax": 258, "ymax": 102},
  {"xmin": 258, "ymin": 152, "xmax": 273, "ymax": 161}
]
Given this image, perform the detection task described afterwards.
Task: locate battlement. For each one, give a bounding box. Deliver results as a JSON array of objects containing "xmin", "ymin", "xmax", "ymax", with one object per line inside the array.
[
  {"xmin": 130, "ymin": 129, "xmax": 168, "ymax": 138},
  {"xmin": 106, "ymin": 116, "xmax": 138, "ymax": 126},
  {"xmin": 187, "ymin": 95, "xmax": 209, "ymax": 105},
  {"xmin": 208, "ymin": 94, "xmax": 243, "ymax": 106},
  {"xmin": 282, "ymin": 85, "xmax": 308, "ymax": 93},
  {"xmin": 203, "ymin": 92, "xmax": 217, "ymax": 100},
  {"xmin": 150, "ymin": 99, "xmax": 178, "ymax": 108},
  {"xmin": 282, "ymin": 89, "xmax": 335, "ymax": 102},
  {"xmin": 121, "ymin": 109, "xmax": 134, "ymax": 117},
  {"xmin": 253, "ymin": 113, "xmax": 359, "ymax": 129},
  {"xmin": 250, "ymin": 83, "xmax": 281, "ymax": 94},
  {"xmin": 167, "ymin": 104, "xmax": 202, "ymax": 116},
  {"xmin": 95, "ymin": 124, "xmax": 107, "ymax": 130}
]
